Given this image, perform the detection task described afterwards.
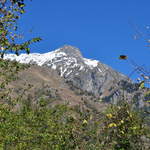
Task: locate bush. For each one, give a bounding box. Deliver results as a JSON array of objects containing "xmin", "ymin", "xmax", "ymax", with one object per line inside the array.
[{"xmin": 99, "ymin": 101, "xmax": 150, "ymax": 150}]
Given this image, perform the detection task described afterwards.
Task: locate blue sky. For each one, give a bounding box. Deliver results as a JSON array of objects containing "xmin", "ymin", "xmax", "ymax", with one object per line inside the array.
[{"xmin": 19, "ymin": 0, "xmax": 150, "ymax": 79}]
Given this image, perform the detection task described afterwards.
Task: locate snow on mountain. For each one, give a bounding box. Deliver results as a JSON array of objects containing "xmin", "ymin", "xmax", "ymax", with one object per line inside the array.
[
  {"xmin": 4, "ymin": 45, "xmax": 128, "ymax": 98},
  {"xmin": 4, "ymin": 45, "xmax": 101, "ymax": 77},
  {"xmin": 3, "ymin": 45, "xmax": 148, "ymax": 109},
  {"xmin": 2, "ymin": 45, "xmax": 148, "ymax": 112},
  {"xmin": 4, "ymin": 49, "xmax": 66, "ymax": 66},
  {"xmin": 83, "ymin": 58, "xmax": 98, "ymax": 68}
]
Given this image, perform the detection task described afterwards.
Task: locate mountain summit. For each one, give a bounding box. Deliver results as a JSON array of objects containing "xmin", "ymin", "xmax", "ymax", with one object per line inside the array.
[
  {"xmin": 4, "ymin": 45, "xmax": 104, "ymax": 75},
  {"xmin": 4, "ymin": 45, "xmax": 142, "ymax": 104},
  {"xmin": 59, "ymin": 45, "xmax": 83, "ymax": 58}
]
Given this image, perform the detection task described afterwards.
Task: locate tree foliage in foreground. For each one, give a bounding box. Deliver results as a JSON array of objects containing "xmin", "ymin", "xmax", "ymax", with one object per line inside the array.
[
  {"xmin": 0, "ymin": 0, "xmax": 41, "ymax": 58},
  {"xmin": 100, "ymin": 102, "xmax": 150, "ymax": 150},
  {"xmin": 0, "ymin": 103, "xmax": 98, "ymax": 149},
  {"xmin": 0, "ymin": 100, "xmax": 149, "ymax": 149}
]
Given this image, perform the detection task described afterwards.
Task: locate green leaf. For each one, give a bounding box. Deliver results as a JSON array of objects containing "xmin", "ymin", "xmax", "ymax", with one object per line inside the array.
[
  {"xmin": 139, "ymin": 81, "xmax": 144, "ymax": 89},
  {"xmin": 26, "ymin": 48, "xmax": 30, "ymax": 54},
  {"xmin": 20, "ymin": 9, "xmax": 25, "ymax": 14}
]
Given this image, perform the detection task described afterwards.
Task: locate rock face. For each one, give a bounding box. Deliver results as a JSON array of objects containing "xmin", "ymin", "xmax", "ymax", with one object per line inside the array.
[
  {"xmin": 4, "ymin": 45, "xmax": 129, "ymax": 98},
  {"xmin": 4, "ymin": 45, "xmax": 147, "ymax": 107}
]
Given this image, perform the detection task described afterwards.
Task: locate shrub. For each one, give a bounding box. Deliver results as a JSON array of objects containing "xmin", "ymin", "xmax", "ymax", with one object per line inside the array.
[{"xmin": 100, "ymin": 101, "xmax": 150, "ymax": 150}]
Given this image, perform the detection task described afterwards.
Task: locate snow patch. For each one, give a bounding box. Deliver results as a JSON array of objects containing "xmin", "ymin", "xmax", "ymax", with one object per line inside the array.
[
  {"xmin": 51, "ymin": 64, "xmax": 57, "ymax": 69},
  {"xmin": 65, "ymin": 70, "xmax": 72, "ymax": 77},
  {"xmin": 83, "ymin": 58, "xmax": 98, "ymax": 68},
  {"xmin": 61, "ymin": 68, "xmax": 67, "ymax": 77},
  {"xmin": 98, "ymin": 68, "xmax": 102, "ymax": 73},
  {"xmin": 4, "ymin": 51, "xmax": 67, "ymax": 66},
  {"xmin": 79, "ymin": 65, "xmax": 84, "ymax": 71}
]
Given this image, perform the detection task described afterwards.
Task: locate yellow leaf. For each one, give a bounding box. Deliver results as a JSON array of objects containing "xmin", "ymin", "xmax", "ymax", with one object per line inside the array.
[
  {"xmin": 120, "ymin": 120, "xmax": 124, "ymax": 124},
  {"xmin": 108, "ymin": 123, "xmax": 117, "ymax": 128},
  {"xmin": 83, "ymin": 119, "xmax": 88, "ymax": 124},
  {"xmin": 106, "ymin": 113, "xmax": 113, "ymax": 118},
  {"xmin": 120, "ymin": 131, "xmax": 125, "ymax": 134},
  {"xmin": 145, "ymin": 100, "xmax": 150, "ymax": 103}
]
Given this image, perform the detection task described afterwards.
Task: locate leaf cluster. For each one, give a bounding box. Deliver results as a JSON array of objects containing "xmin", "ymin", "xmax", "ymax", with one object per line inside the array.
[
  {"xmin": 0, "ymin": 0, "xmax": 41, "ymax": 58},
  {"xmin": 100, "ymin": 102, "xmax": 150, "ymax": 150}
]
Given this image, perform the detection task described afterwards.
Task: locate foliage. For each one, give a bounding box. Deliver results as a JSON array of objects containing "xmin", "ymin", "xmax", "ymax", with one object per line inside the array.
[
  {"xmin": 100, "ymin": 102, "xmax": 150, "ymax": 150},
  {"xmin": 0, "ymin": 0, "xmax": 41, "ymax": 58},
  {"xmin": 0, "ymin": 59, "xmax": 29, "ymax": 87},
  {"xmin": 0, "ymin": 59, "xmax": 30, "ymax": 108},
  {"xmin": 0, "ymin": 98, "xmax": 149, "ymax": 150},
  {"xmin": 0, "ymin": 102, "xmax": 99, "ymax": 149}
]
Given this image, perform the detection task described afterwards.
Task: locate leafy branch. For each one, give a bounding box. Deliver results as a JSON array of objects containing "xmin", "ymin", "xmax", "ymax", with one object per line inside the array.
[{"xmin": 0, "ymin": 0, "xmax": 42, "ymax": 58}]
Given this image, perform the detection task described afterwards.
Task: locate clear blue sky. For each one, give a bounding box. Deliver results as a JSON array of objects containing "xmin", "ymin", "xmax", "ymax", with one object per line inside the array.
[{"xmin": 19, "ymin": 0, "xmax": 150, "ymax": 79}]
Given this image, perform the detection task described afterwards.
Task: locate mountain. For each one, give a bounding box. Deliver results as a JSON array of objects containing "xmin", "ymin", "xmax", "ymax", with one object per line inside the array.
[
  {"xmin": 4, "ymin": 45, "xmax": 148, "ymax": 107},
  {"xmin": 1, "ymin": 48, "xmax": 150, "ymax": 150},
  {"xmin": 0, "ymin": 59, "xmax": 108, "ymax": 113}
]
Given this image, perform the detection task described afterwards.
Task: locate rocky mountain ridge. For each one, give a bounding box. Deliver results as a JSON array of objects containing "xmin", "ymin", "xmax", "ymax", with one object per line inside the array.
[
  {"xmin": 4, "ymin": 45, "xmax": 129, "ymax": 99},
  {"xmin": 3, "ymin": 45, "xmax": 149, "ymax": 110}
]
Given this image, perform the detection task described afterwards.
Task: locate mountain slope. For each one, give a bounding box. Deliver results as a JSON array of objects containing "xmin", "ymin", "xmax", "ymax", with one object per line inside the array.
[
  {"xmin": 0, "ymin": 61, "xmax": 107, "ymax": 112},
  {"xmin": 4, "ymin": 45, "xmax": 129, "ymax": 98},
  {"xmin": 4, "ymin": 45, "xmax": 149, "ymax": 110}
]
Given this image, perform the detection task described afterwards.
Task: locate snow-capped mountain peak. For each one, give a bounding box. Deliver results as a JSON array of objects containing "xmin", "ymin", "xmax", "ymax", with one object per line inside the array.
[
  {"xmin": 4, "ymin": 45, "xmax": 100, "ymax": 75},
  {"xmin": 4, "ymin": 48, "xmax": 66, "ymax": 66},
  {"xmin": 4, "ymin": 45, "xmax": 127, "ymax": 97}
]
